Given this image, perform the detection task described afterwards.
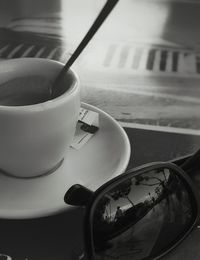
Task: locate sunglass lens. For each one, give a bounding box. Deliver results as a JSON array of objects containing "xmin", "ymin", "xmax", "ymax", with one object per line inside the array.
[{"xmin": 91, "ymin": 167, "xmax": 196, "ymax": 260}]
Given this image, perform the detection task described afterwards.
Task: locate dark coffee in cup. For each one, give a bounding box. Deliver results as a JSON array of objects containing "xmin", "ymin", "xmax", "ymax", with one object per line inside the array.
[{"xmin": 0, "ymin": 76, "xmax": 52, "ymax": 106}]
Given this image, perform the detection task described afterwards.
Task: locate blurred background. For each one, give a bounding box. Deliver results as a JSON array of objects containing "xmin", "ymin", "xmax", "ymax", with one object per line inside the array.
[{"xmin": 0, "ymin": 0, "xmax": 200, "ymax": 131}]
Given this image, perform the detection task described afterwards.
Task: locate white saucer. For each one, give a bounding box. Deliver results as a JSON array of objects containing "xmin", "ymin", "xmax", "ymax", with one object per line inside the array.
[{"xmin": 0, "ymin": 103, "xmax": 131, "ymax": 219}]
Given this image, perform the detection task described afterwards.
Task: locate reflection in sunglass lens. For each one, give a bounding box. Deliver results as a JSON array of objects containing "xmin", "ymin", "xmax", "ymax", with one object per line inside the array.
[{"xmin": 92, "ymin": 168, "xmax": 195, "ymax": 260}]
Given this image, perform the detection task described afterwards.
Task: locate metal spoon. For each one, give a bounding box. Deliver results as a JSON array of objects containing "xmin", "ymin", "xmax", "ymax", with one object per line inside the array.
[{"xmin": 51, "ymin": 0, "xmax": 119, "ymax": 99}]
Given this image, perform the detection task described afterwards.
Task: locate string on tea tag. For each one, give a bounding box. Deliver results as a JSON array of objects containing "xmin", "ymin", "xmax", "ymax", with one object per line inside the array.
[{"xmin": 71, "ymin": 108, "xmax": 99, "ymax": 150}]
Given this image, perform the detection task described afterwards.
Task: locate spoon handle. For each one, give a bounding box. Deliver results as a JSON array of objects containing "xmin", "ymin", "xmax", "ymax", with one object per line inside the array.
[{"xmin": 52, "ymin": 0, "xmax": 119, "ymax": 98}]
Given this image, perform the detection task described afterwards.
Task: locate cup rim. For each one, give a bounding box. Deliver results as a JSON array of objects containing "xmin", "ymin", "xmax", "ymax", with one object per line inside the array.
[{"xmin": 0, "ymin": 58, "xmax": 80, "ymax": 111}]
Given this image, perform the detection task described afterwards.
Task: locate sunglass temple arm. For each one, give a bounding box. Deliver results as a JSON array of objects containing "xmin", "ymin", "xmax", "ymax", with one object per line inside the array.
[
  {"xmin": 64, "ymin": 184, "xmax": 94, "ymax": 207},
  {"xmin": 180, "ymin": 148, "xmax": 200, "ymax": 172}
]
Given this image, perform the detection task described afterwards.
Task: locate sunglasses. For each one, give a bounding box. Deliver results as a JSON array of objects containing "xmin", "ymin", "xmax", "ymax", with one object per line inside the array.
[{"xmin": 64, "ymin": 150, "xmax": 200, "ymax": 260}]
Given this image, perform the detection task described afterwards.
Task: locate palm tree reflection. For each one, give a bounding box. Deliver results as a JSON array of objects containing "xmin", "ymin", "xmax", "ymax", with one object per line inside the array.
[{"xmin": 93, "ymin": 168, "xmax": 194, "ymax": 259}]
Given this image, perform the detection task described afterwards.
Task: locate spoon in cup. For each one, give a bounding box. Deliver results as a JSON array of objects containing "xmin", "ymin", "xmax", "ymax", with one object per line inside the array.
[{"xmin": 50, "ymin": 0, "xmax": 119, "ymax": 99}]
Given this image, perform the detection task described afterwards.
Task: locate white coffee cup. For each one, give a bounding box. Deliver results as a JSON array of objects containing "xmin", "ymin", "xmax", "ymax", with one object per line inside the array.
[{"xmin": 0, "ymin": 58, "xmax": 80, "ymax": 178}]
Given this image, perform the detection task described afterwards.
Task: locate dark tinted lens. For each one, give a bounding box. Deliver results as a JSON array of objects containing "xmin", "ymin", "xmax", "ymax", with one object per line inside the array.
[{"xmin": 91, "ymin": 167, "xmax": 196, "ymax": 260}]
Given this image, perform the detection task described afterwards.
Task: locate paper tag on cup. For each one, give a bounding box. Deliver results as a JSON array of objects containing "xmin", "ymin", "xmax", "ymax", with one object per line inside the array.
[
  {"xmin": 78, "ymin": 108, "xmax": 99, "ymax": 126},
  {"xmin": 71, "ymin": 108, "xmax": 99, "ymax": 150}
]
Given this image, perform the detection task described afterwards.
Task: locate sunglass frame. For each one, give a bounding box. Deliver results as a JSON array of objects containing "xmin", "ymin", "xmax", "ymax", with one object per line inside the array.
[{"xmin": 83, "ymin": 162, "xmax": 200, "ymax": 260}]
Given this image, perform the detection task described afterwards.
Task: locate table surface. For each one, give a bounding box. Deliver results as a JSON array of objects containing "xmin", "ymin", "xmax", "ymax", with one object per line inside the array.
[{"xmin": 0, "ymin": 1, "xmax": 200, "ymax": 259}]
